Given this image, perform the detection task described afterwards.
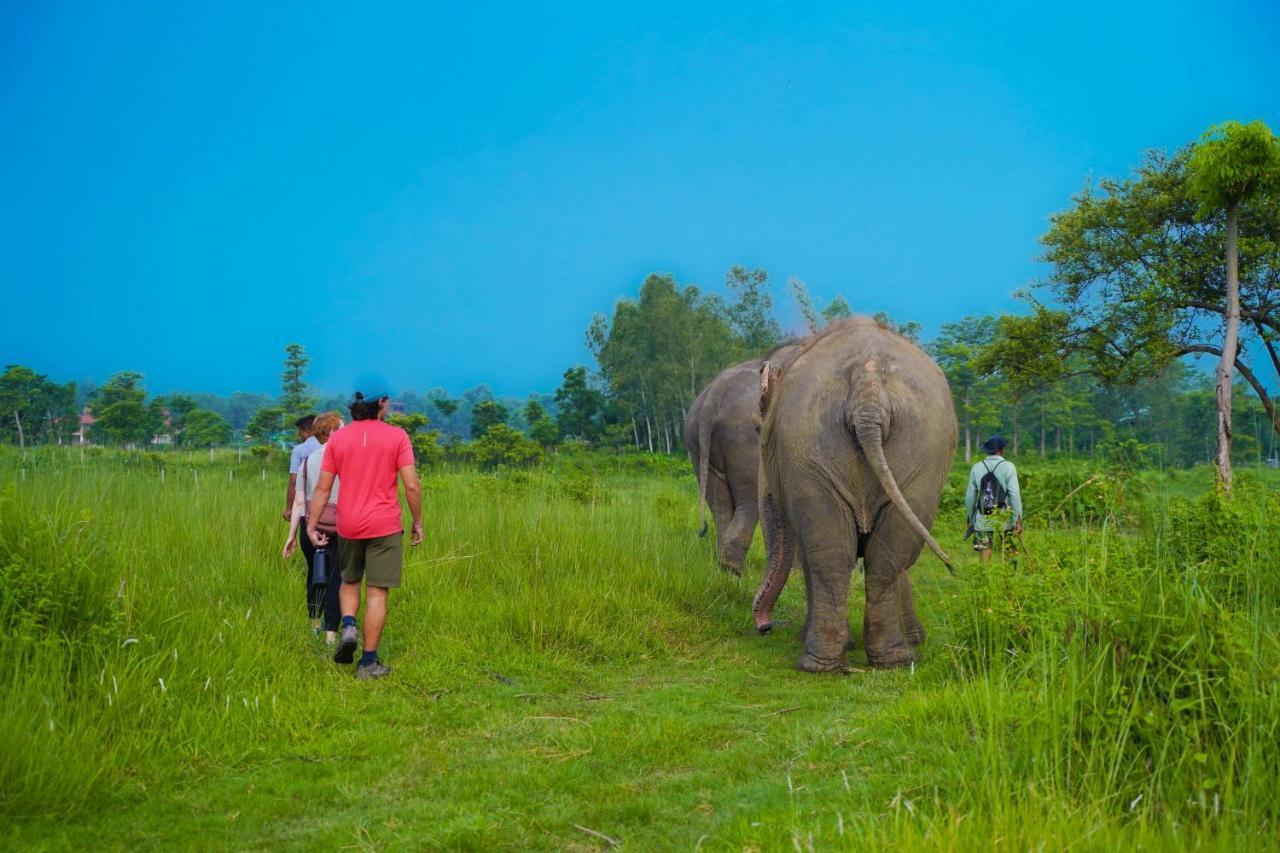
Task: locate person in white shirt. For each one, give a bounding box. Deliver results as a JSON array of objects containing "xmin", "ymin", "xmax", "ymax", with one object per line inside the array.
[{"xmin": 284, "ymin": 412, "xmax": 343, "ymax": 642}]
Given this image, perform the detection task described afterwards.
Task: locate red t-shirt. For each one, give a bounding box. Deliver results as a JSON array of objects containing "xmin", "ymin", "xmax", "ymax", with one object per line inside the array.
[{"xmin": 321, "ymin": 419, "xmax": 414, "ymax": 539}]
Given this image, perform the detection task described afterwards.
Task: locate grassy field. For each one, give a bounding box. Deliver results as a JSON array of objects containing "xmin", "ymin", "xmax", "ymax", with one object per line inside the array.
[{"xmin": 1, "ymin": 448, "xmax": 1278, "ymax": 850}]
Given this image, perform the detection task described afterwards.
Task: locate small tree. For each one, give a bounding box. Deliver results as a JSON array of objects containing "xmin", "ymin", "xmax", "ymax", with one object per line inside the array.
[
  {"xmin": 725, "ymin": 265, "xmax": 782, "ymax": 353},
  {"xmin": 91, "ymin": 372, "xmax": 153, "ymax": 447},
  {"xmin": 523, "ymin": 400, "xmax": 560, "ymax": 448},
  {"xmin": 432, "ymin": 397, "xmax": 459, "ymax": 418},
  {"xmin": 0, "ymin": 365, "xmax": 42, "ymax": 450},
  {"xmin": 554, "ymin": 367, "xmax": 604, "ymax": 443},
  {"xmin": 181, "ymin": 409, "xmax": 232, "ymax": 448},
  {"xmin": 244, "ymin": 407, "xmax": 284, "ymax": 445},
  {"xmin": 1186, "ymin": 120, "xmax": 1280, "ymax": 491},
  {"xmin": 472, "ymin": 423, "xmax": 543, "ymax": 469},
  {"xmin": 280, "ymin": 343, "xmax": 317, "ymax": 420},
  {"xmin": 470, "ymin": 400, "xmax": 510, "ymax": 438}
]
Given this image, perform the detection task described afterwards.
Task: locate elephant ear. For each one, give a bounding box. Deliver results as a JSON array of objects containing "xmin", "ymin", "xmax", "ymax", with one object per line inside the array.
[{"xmin": 759, "ymin": 361, "xmax": 782, "ymax": 418}]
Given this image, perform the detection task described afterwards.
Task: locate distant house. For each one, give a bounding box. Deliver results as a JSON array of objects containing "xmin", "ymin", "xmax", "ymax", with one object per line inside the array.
[
  {"xmin": 388, "ymin": 399, "xmax": 408, "ymax": 415},
  {"xmin": 73, "ymin": 407, "xmax": 94, "ymax": 445}
]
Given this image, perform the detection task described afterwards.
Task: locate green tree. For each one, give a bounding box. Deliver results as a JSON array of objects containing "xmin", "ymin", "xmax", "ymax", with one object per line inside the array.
[
  {"xmin": 181, "ymin": 409, "xmax": 232, "ymax": 447},
  {"xmin": 822, "ymin": 295, "xmax": 853, "ymax": 324},
  {"xmin": 523, "ymin": 400, "xmax": 561, "ymax": 448},
  {"xmin": 1007, "ymin": 139, "xmax": 1280, "ymax": 464},
  {"xmin": 244, "ymin": 407, "xmax": 284, "ymax": 445},
  {"xmin": 471, "ymin": 423, "xmax": 543, "ymax": 469},
  {"xmin": 725, "ymin": 265, "xmax": 781, "ymax": 353},
  {"xmin": 165, "ymin": 395, "xmax": 198, "ymax": 431},
  {"xmin": 1186, "ymin": 120, "xmax": 1280, "ymax": 490},
  {"xmin": 280, "ymin": 343, "xmax": 317, "ymax": 420},
  {"xmin": 91, "ymin": 372, "xmax": 153, "ymax": 447},
  {"xmin": 388, "ymin": 412, "xmax": 443, "ymax": 465},
  {"xmin": 554, "ymin": 366, "xmax": 605, "ymax": 444},
  {"xmin": 930, "ymin": 317, "xmax": 998, "ymax": 461},
  {"xmin": 470, "ymin": 400, "xmax": 510, "ymax": 438},
  {"xmin": 790, "ymin": 278, "xmax": 855, "ymax": 332},
  {"xmin": 872, "ymin": 311, "xmax": 922, "ymax": 342},
  {"xmin": 587, "ymin": 272, "xmax": 741, "ymax": 451},
  {"xmin": 432, "ymin": 397, "xmax": 459, "ymax": 418},
  {"xmin": 0, "ymin": 365, "xmax": 74, "ymax": 449}
]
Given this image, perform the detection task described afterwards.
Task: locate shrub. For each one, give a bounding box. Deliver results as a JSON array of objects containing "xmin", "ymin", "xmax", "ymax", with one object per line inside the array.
[{"xmin": 471, "ymin": 424, "xmax": 543, "ymax": 470}]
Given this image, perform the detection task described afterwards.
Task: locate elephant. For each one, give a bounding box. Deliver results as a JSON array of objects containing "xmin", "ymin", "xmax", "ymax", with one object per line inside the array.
[
  {"xmin": 685, "ymin": 343, "xmax": 801, "ymax": 574},
  {"xmin": 752, "ymin": 317, "xmax": 956, "ymax": 671}
]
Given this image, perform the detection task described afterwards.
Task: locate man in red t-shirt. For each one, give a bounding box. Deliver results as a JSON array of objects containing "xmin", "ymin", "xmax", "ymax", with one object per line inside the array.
[{"xmin": 308, "ymin": 392, "xmax": 423, "ymax": 679}]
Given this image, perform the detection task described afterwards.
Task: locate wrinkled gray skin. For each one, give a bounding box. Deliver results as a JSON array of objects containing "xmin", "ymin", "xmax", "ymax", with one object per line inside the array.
[
  {"xmin": 754, "ymin": 317, "xmax": 956, "ymax": 671},
  {"xmin": 685, "ymin": 346, "xmax": 800, "ymax": 574}
]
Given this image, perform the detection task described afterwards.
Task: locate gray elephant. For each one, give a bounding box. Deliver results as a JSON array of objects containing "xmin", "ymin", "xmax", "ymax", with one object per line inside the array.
[
  {"xmin": 685, "ymin": 343, "xmax": 801, "ymax": 574},
  {"xmin": 753, "ymin": 317, "xmax": 955, "ymax": 671}
]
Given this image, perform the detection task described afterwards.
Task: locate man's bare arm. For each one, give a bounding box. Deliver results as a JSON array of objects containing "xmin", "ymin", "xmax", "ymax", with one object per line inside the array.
[{"xmin": 399, "ymin": 464, "xmax": 424, "ymax": 545}]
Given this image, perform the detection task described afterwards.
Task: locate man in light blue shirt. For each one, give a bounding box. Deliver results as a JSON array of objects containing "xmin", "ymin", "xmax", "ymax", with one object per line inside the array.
[
  {"xmin": 963, "ymin": 435, "xmax": 1023, "ymax": 562},
  {"xmin": 284, "ymin": 414, "xmax": 320, "ymax": 521}
]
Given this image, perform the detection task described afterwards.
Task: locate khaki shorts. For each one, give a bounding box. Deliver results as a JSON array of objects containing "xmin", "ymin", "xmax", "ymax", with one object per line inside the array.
[{"xmin": 339, "ymin": 531, "xmax": 403, "ymax": 588}]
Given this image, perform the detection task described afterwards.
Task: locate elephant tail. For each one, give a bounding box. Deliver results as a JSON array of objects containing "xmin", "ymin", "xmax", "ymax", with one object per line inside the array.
[
  {"xmin": 696, "ymin": 415, "xmax": 712, "ymax": 537},
  {"xmin": 851, "ymin": 408, "xmax": 955, "ymax": 574}
]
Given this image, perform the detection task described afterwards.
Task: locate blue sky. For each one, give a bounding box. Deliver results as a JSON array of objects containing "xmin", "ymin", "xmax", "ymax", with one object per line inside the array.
[{"xmin": 2, "ymin": 1, "xmax": 1277, "ymax": 397}]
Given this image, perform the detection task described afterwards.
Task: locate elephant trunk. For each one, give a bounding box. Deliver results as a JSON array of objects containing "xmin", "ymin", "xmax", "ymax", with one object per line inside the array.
[{"xmin": 752, "ymin": 493, "xmax": 794, "ymax": 633}]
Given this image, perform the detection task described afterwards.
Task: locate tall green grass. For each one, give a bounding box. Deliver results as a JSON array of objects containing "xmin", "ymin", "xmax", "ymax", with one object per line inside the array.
[{"xmin": 1, "ymin": 446, "xmax": 1278, "ymax": 848}]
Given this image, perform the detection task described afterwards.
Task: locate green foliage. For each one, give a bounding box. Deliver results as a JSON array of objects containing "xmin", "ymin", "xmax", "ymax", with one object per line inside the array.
[
  {"xmin": 470, "ymin": 400, "xmax": 510, "ymax": 438},
  {"xmin": 179, "ymin": 409, "xmax": 232, "ymax": 448},
  {"xmin": 90, "ymin": 372, "xmax": 158, "ymax": 447},
  {"xmin": 523, "ymin": 400, "xmax": 561, "ymax": 448},
  {"xmin": 552, "ymin": 366, "xmax": 604, "ymax": 443},
  {"xmin": 432, "ymin": 397, "xmax": 459, "ymax": 418},
  {"xmin": 1098, "ymin": 437, "xmax": 1151, "ymax": 473},
  {"xmin": 279, "ymin": 343, "xmax": 316, "ymax": 420},
  {"xmin": 388, "ymin": 412, "xmax": 445, "ymax": 465},
  {"xmin": 470, "ymin": 423, "xmax": 543, "ymax": 469},
  {"xmin": 724, "ymin": 265, "xmax": 781, "ymax": 352},
  {"xmin": 0, "ymin": 364, "xmax": 77, "ymax": 447},
  {"xmin": 1187, "ymin": 120, "xmax": 1280, "ymax": 213},
  {"xmin": 243, "ymin": 407, "xmax": 283, "ymax": 445}
]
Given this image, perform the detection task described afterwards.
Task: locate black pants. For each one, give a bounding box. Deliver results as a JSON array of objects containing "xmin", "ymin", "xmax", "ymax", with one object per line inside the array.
[{"xmin": 298, "ymin": 524, "xmax": 342, "ymax": 631}]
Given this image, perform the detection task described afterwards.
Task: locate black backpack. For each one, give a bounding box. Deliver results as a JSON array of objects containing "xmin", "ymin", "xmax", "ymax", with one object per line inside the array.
[{"xmin": 978, "ymin": 460, "xmax": 1007, "ymax": 516}]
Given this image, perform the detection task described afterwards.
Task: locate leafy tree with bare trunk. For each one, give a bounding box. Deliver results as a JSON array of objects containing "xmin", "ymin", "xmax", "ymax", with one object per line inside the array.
[
  {"xmin": 992, "ymin": 125, "xmax": 1280, "ymax": 490},
  {"xmin": 1186, "ymin": 120, "xmax": 1280, "ymax": 490}
]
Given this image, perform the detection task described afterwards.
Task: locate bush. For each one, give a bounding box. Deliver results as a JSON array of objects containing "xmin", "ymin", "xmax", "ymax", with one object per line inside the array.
[{"xmin": 471, "ymin": 424, "xmax": 543, "ymax": 470}]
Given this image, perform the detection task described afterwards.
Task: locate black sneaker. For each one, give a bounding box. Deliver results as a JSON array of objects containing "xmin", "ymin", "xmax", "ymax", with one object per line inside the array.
[
  {"xmin": 355, "ymin": 658, "xmax": 392, "ymax": 680},
  {"xmin": 334, "ymin": 625, "xmax": 358, "ymax": 664}
]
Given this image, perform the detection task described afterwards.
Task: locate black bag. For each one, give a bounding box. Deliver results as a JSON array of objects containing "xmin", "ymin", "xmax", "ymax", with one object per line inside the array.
[{"xmin": 978, "ymin": 460, "xmax": 1007, "ymax": 516}]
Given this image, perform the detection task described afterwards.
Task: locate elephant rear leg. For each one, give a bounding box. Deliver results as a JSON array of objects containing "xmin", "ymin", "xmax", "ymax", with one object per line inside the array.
[
  {"xmin": 705, "ymin": 472, "xmax": 737, "ymax": 572},
  {"xmin": 789, "ymin": 497, "xmax": 858, "ymax": 673},
  {"xmin": 862, "ymin": 512, "xmax": 928, "ymax": 668},
  {"xmin": 719, "ymin": 473, "xmax": 760, "ymax": 576}
]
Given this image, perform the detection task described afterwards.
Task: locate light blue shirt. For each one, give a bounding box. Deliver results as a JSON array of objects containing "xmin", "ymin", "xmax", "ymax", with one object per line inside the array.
[
  {"xmin": 964, "ymin": 455, "xmax": 1023, "ymax": 531},
  {"xmin": 289, "ymin": 435, "xmax": 321, "ymax": 474}
]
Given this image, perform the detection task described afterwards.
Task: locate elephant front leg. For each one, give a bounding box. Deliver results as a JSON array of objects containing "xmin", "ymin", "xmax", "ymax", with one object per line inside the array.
[{"xmin": 752, "ymin": 494, "xmax": 795, "ymax": 633}]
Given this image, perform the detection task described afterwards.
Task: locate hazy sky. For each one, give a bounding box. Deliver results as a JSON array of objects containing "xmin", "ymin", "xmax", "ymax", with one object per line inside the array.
[{"xmin": 2, "ymin": 1, "xmax": 1278, "ymax": 397}]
